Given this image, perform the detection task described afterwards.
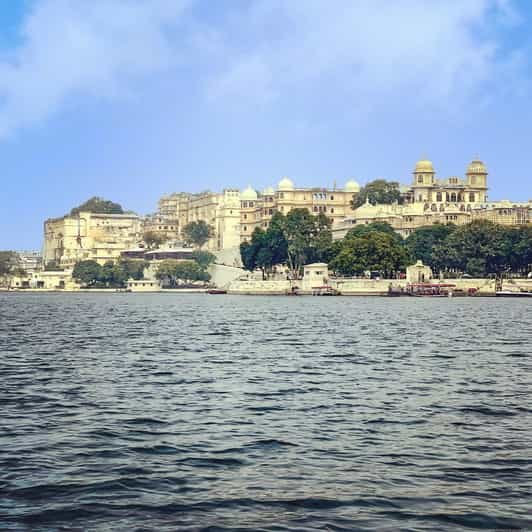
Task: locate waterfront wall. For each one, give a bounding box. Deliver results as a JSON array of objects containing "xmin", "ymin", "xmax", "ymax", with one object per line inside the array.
[
  {"xmin": 227, "ymin": 277, "xmax": 504, "ymax": 295},
  {"xmin": 228, "ymin": 279, "xmax": 292, "ymax": 295}
]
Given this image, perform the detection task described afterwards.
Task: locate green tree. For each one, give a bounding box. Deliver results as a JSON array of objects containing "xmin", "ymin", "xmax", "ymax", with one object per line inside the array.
[
  {"xmin": 119, "ymin": 259, "xmax": 147, "ymax": 281},
  {"xmin": 100, "ymin": 261, "xmax": 116, "ymax": 285},
  {"xmin": 345, "ymin": 222, "xmax": 402, "ymax": 242},
  {"xmin": 282, "ymin": 209, "xmax": 333, "ymax": 278},
  {"xmin": 405, "ymin": 223, "xmax": 456, "ymax": 270},
  {"xmin": 239, "ymin": 227, "xmax": 283, "ymax": 279},
  {"xmin": 155, "ymin": 260, "xmax": 180, "ymax": 287},
  {"xmin": 0, "ymin": 251, "xmax": 16, "ymax": 286},
  {"xmin": 351, "ymin": 179, "xmax": 403, "ymax": 209},
  {"xmin": 143, "ymin": 231, "xmax": 166, "ymax": 249},
  {"xmin": 329, "ymin": 230, "xmax": 409, "ymax": 277},
  {"xmin": 182, "ymin": 220, "xmax": 214, "ymax": 248},
  {"xmin": 69, "ymin": 197, "xmax": 124, "ymax": 216},
  {"xmin": 191, "ymin": 250, "xmax": 216, "ymax": 270},
  {"xmin": 0, "ymin": 251, "xmax": 16, "ymax": 276},
  {"xmin": 72, "ymin": 260, "xmax": 102, "ymax": 286},
  {"xmin": 510, "ymin": 225, "xmax": 532, "ymax": 273},
  {"xmin": 433, "ymin": 220, "xmax": 513, "ymax": 276},
  {"xmin": 155, "ymin": 259, "xmax": 210, "ymax": 287},
  {"xmin": 174, "ymin": 261, "xmax": 210, "ymax": 283}
]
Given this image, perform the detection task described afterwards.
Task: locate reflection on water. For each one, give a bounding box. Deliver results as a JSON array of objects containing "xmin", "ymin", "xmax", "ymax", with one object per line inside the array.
[{"xmin": 1, "ymin": 293, "xmax": 531, "ymax": 530}]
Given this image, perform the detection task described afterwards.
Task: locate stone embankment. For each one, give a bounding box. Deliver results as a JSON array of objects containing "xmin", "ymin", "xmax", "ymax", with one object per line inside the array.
[{"xmin": 227, "ymin": 277, "xmax": 514, "ymax": 296}]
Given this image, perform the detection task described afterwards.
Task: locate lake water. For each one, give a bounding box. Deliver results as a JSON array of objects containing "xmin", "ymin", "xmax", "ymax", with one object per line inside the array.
[{"xmin": 1, "ymin": 293, "xmax": 531, "ymax": 531}]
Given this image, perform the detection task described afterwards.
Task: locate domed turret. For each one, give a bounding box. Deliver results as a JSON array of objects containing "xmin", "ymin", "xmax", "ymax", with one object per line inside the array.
[
  {"xmin": 344, "ymin": 179, "xmax": 360, "ymax": 193},
  {"xmin": 413, "ymin": 157, "xmax": 435, "ymax": 188},
  {"xmin": 466, "ymin": 157, "xmax": 488, "ymax": 192},
  {"xmin": 467, "ymin": 158, "xmax": 487, "ymax": 175},
  {"xmin": 278, "ymin": 177, "xmax": 295, "ymax": 191},
  {"xmin": 240, "ymin": 186, "xmax": 258, "ymax": 201},
  {"xmin": 262, "ymin": 186, "xmax": 274, "ymax": 195},
  {"xmin": 414, "ymin": 158, "xmax": 435, "ymax": 173}
]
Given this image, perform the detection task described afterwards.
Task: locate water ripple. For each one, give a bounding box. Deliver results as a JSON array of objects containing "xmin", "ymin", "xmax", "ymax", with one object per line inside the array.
[{"xmin": 1, "ymin": 293, "xmax": 531, "ymax": 531}]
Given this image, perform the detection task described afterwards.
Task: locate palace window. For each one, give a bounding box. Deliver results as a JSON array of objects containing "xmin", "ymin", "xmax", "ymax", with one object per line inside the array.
[
  {"xmin": 330, "ymin": 195, "xmax": 334, "ymax": 201},
  {"xmin": 418, "ymin": 176, "xmax": 423, "ymax": 183},
  {"xmin": 469, "ymin": 192, "xmax": 475, "ymax": 202},
  {"xmin": 436, "ymin": 192, "xmax": 442, "ymax": 202}
]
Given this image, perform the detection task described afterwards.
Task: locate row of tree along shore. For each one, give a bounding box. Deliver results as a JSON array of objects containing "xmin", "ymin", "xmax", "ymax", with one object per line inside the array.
[
  {"xmin": 240, "ymin": 209, "xmax": 532, "ymax": 279},
  {"xmin": 70, "ymin": 250, "xmax": 216, "ymax": 288}
]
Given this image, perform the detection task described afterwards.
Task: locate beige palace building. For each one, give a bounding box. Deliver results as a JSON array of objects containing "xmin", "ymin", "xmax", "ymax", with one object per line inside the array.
[
  {"xmin": 157, "ymin": 178, "xmax": 361, "ymax": 250},
  {"xmin": 333, "ymin": 158, "xmax": 531, "ymax": 239},
  {"xmin": 43, "ymin": 211, "xmax": 143, "ymax": 267}
]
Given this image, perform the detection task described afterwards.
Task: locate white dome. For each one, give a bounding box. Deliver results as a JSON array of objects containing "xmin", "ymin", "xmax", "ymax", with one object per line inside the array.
[
  {"xmin": 345, "ymin": 179, "xmax": 360, "ymax": 193},
  {"xmin": 241, "ymin": 186, "xmax": 258, "ymax": 200},
  {"xmin": 262, "ymin": 186, "xmax": 274, "ymax": 195},
  {"xmin": 278, "ymin": 177, "xmax": 295, "ymax": 191}
]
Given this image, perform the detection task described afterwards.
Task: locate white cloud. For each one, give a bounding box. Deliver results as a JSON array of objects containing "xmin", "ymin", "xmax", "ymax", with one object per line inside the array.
[
  {"xmin": 0, "ymin": 0, "xmax": 189, "ymax": 137},
  {"xmin": 206, "ymin": 0, "xmax": 525, "ymax": 110},
  {"xmin": 0, "ymin": 0, "xmax": 526, "ymax": 137}
]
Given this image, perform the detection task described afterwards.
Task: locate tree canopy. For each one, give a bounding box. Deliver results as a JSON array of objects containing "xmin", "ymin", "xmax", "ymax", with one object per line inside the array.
[
  {"xmin": 405, "ymin": 223, "xmax": 456, "ymax": 271},
  {"xmin": 182, "ymin": 220, "xmax": 214, "ymax": 248},
  {"xmin": 143, "ymin": 231, "xmax": 167, "ymax": 249},
  {"xmin": 191, "ymin": 250, "xmax": 216, "ymax": 270},
  {"xmin": 329, "ymin": 229, "xmax": 409, "ymax": 277},
  {"xmin": 155, "ymin": 259, "xmax": 210, "ymax": 287},
  {"xmin": 72, "ymin": 260, "xmax": 102, "ymax": 286},
  {"xmin": 0, "ymin": 252, "xmax": 17, "ymax": 285},
  {"xmin": 72, "ymin": 259, "xmax": 147, "ymax": 287},
  {"xmin": 351, "ymin": 179, "xmax": 403, "ymax": 209},
  {"xmin": 239, "ymin": 209, "xmax": 333, "ymax": 278},
  {"xmin": 69, "ymin": 197, "xmax": 124, "ymax": 216}
]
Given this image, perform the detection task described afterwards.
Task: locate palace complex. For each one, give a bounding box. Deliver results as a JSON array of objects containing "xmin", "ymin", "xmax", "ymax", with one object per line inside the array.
[{"xmin": 42, "ymin": 157, "xmax": 531, "ymax": 267}]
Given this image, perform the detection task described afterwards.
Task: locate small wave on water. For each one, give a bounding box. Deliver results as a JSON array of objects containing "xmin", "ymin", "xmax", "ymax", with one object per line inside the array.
[{"xmin": 1, "ymin": 293, "xmax": 531, "ymax": 531}]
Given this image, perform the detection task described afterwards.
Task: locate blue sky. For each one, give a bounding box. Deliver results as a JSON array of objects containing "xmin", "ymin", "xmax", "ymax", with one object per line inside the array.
[{"xmin": 1, "ymin": 0, "xmax": 532, "ymax": 249}]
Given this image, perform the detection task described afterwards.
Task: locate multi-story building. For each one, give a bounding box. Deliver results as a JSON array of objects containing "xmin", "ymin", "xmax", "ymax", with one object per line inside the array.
[
  {"xmin": 333, "ymin": 158, "xmax": 531, "ymax": 239},
  {"xmin": 43, "ymin": 211, "xmax": 143, "ymax": 267},
  {"xmin": 239, "ymin": 178, "xmax": 359, "ymax": 241},
  {"xmin": 14, "ymin": 250, "xmax": 42, "ymax": 273},
  {"xmin": 157, "ymin": 189, "xmax": 241, "ymax": 251},
  {"xmin": 155, "ymin": 179, "xmax": 360, "ymax": 250}
]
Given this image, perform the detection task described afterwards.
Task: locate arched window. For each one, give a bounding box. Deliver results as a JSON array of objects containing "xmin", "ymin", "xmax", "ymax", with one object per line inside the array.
[
  {"xmin": 436, "ymin": 192, "xmax": 442, "ymax": 202},
  {"xmin": 450, "ymin": 193, "xmax": 457, "ymax": 202},
  {"xmin": 469, "ymin": 192, "xmax": 475, "ymax": 202},
  {"xmin": 418, "ymin": 175, "xmax": 423, "ymax": 183},
  {"xmin": 431, "ymin": 204, "xmax": 437, "ymax": 211},
  {"xmin": 440, "ymin": 204, "xmax": 445, "ymax": 212}
]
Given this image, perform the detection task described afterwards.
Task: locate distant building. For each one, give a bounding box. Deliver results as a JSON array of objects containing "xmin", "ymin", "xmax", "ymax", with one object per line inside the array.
[
  {"xmin": 333, "ymin": 158, "xmax": 531, "ymax": 239},
  {"xmin": 14, "ymin": 250, "xmax": 42, "ymax": 273},
  {"xmin": 156, "ymin": 179, "xmax": 359, "ymax": 251},
  {"xmin": 43, "ymin": 211, "xmax": 143, "ymax": 267}
]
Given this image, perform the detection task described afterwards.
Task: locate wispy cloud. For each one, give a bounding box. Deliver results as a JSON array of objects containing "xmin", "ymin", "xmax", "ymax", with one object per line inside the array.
[
  {"xmin": 206, "ymin": 0, "xmax": 525, "ymax": 110},
  {"xmin": 0, "ymin": 0, "xmax": 189, "ymax": 137},
  {"xmin": 0, "ymin": 0, "xmax": 527, "ymax": 138}
]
